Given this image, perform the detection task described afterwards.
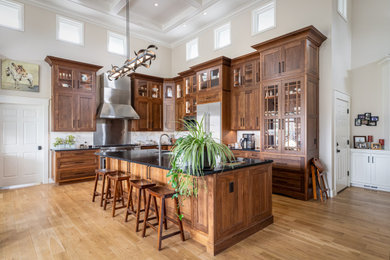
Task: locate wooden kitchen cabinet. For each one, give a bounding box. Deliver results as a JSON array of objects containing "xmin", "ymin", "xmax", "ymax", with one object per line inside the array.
[
  {"xmin": 45, "ymin": 56, "xmax": 102, "ymax": 132},
  {"xmin": 231, "ymin": 88, "xmax": 260, "ymax": 130},
  {"xmin": 51, "ymin": 149, "xmax": 99, "ymax": 183},
  {"xmin": 163, "ymin": 80, "xmax": 176, "ymax": 131},
  {"xmin": 252, "ymin": 26, "xmax": 326, "ymax": 200},
  {"xmin": 130, "ymin": 73, "xmax": 164, "ymax": 131},
  {"xmin": 259, "ymin": 40, "xmax": 305, "ymax": 81}
]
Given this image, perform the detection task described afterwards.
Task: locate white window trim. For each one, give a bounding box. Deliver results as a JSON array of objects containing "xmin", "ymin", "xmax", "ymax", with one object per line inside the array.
[
  {"xmin": 337, "ymin": 0, "xmax": 347, "ymax": 22},
  {"xmin": 107, "ymin": 31, "xmax": 127, "ymax": 56},
  {"xmin": 186, "ymin": 38, "xmax": 199, "ymax": 61},
  {"xmin": 251, "ymin": 0, "xmax": 276, "ymax": 36},
  {"xmin": 0, "ymin": 0, "xmax": 24, "ymax": 31},
  {"xmin": 214, "ymin": 22, "xmax": 231, "ymax": 50},
  {"xmin": 56, "ymin": 15, "xmax": 84, "ymax": 46}
]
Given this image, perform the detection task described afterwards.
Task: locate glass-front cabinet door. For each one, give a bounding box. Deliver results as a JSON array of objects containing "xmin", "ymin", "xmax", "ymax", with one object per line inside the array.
[
  {"xmin": 77, "ymin": 70, "xmax": 94, "ymax": 92},
  {"xmin": 136, "ymin": 80, "xmax": 148, "ymax": 98},
  {"xmin": 262, "ymin": 81, "xmax": 281, "ymax": 152},
  {"xmin": 232, "ymin": 65, "xmax": 242, "ymax": 88},
  {"xmin": 56, "ymin": 66, "xmax": 74, "ymax": 90},
  {"xmin": 243, "ymin": 62, "xmax": 254, "ymax": 87},
  {"xmin": 209, "ymin": 67, "xmax": 220, "ymax": 89},
  {"xmin": 198, "ymin": 70, "xmax": 209, "ymax": 91},
  {"xmin": 281, "ymin": 78, "xmax": 304, "ymax": 154},
  {"xmin": 176, "ymin": 81, "xmax": 183, "ymax": 99},
  {"xmin": 263, "ymin": 118, "xmax": 280, "ymax": 152},
  {"xmin": 149, "ymin": 82, "xmax": 162, "ymax": 99},
  {"xmin": 191, "ymin": 75, "xmax": 197, "ymax": 93}
]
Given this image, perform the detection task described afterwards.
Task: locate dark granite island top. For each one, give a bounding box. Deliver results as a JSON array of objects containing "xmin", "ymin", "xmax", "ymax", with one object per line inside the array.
[{"xmin": 96, "ymin": 149, "xmax": 273, "ymax": 175}]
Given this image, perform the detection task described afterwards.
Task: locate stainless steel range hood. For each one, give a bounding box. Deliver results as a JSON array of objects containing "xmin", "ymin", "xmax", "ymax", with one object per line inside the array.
[{"xmin": 97, "ymin": 73, "xmax": 139, "ymax": 119}]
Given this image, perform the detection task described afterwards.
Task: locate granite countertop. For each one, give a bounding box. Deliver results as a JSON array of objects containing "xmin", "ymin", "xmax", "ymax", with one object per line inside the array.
[
  {"xmin": 96, "ymin": 149, "xmax": 273, "ymax": 175},
  {"xmin": 51, "ymin": 147, "xmax": 99, "ymax": 151}
]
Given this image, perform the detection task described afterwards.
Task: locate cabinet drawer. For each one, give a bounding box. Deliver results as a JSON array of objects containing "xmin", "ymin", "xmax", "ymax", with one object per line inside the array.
[
  {"xmin": 261, "ymin": 154, "xmax": 304, "ymax": 171},
  {"xmin": 57, "ymin": 157, "xmax": 97, "ymax": 170},
  {"xmin": 246, "ymin": 151, "xmax": 260, "ymax": 159},
  {"xmin": 57, "ymin": 167, "xmax": 96, "ymax": 181},
  {"xmin": 197, "ymin": 91, "xmax": 221, "ymax": 104},
  {"xmin": 272, "ymin": 169, "xmax": 304, "ymax": 192},
  {"xmin": 56, "ymin": 149, "xmax": 99, "ymax": 158}
]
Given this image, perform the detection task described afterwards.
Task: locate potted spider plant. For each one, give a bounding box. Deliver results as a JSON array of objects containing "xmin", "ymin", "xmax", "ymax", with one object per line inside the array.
[{"xmin": 167, "ymin": 117, "xmax": 234, "ymax": 219}]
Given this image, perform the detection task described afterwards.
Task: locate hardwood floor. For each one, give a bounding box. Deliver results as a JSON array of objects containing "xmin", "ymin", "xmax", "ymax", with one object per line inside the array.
[{"xmin": 1, "ymin": 182, "xmax": 390, "ymax": 259}]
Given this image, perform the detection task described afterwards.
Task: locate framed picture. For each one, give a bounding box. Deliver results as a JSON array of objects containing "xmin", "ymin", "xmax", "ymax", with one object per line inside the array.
[
  {"xmin": 357, "ymin": 114, "xmax": 365, "ymax": 119},
  {"xmin": 355, "ymin": 118, "xmax": 361, "ymax": 126},
  {"xmin": 361, "ymin": 119, "xmax": 369, "ymax": 125},
  {"xmin": 370, "ymin": 116, "xmax": 379, "ymax": 122},
  {"xmin": 371, "ymin": 143, "xmax": 382, "ymax": 150},
  {"xmin": 1, "ymin": 59, "xmax": 39, "ymax": 92},
  {"xmin": 368, "ymin": 121, "xmax": 377, "ymax": 126},
  {"xmin": 364, "ymin": 113, "xmax": 371, "ymax": 120},
  {"xmin": 357, "ymin": 142, "xmax": 369, "ymax": 149},
  {"xmin": 354, "ymin": 136, "xmax": 366, "ymax": 148}
]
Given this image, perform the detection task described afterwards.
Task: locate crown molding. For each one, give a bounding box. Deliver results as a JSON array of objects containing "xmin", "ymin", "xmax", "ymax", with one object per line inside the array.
[{"xmin": 170, "ymin": 0, "xmax": 267, "ymax": 48}]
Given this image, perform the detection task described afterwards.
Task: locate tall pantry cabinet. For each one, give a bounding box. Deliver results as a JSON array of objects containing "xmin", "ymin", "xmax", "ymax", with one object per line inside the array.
[{"xmin": 252, "ymin": 26, "xmax": 327, "ymax": 200}]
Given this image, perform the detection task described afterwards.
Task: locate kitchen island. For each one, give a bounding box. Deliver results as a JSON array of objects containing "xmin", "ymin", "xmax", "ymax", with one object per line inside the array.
[{"xmin": 97, "ymin": 150, "xmax": 273, "ymax": 255}]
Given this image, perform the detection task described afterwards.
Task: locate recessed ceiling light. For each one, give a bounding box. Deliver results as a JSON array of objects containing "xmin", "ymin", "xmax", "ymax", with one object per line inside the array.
[
  {"xmin": 183, "ymin": 24, "xmax": 187, "ymax": 27},
  {"xmin": 203, "ymin": 12, "xmax": 207, "ymax": 15},
  {"xmin": 154, "ymin": 3, "xmax": 158, "ymax": 7}
]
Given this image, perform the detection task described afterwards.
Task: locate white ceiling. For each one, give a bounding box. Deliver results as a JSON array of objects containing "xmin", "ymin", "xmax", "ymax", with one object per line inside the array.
[{"xmin": 25, "ymin": 0, "xmax": 265, "ymax": 47}]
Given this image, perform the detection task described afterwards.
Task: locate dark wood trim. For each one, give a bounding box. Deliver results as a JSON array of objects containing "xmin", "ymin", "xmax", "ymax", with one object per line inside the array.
[
  {"xmin": 190, "ymin": 56, "xmax": 231, "ymax": 72},
  {"xmin": 251, "ymin": 25, "xmax": 327, "ymax": 51},
  {"xmin": 130, "ymin": 73, "xmax": 164, "ymax": 83},
  {"xmin": 45, "ymin": 56, "xmax": 102, "ymax": 71},
  {"xmin": 178, "ymin": 69, "xmax": 195, "ymax": 77},
  {"xmin": 231, "ymin": 51, "xmax": 259, "ymax": 66}
]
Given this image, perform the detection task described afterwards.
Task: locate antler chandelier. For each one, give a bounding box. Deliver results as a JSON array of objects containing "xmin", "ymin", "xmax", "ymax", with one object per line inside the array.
[{"xmin": 107, "ymin": 0, "xmax": 157, "ymax": 81}]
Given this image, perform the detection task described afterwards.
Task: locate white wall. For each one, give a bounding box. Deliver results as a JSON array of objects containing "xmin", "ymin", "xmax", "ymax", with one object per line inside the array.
[
  {"xmin": 0, "ymin": 2, "xmax": 172, "ymax": 149},
  {"xmin": 350, "ymin": 0, "xmax": 390, "ymax": 143}
]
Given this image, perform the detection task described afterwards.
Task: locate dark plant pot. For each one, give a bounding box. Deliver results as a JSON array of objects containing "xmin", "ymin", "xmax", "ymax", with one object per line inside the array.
[{"xmin": 203, "ymin": 148, "xmax": 213, "ymax": 170}]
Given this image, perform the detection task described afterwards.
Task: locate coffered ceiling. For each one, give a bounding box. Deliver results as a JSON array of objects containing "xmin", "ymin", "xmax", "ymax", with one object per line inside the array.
[{"xmin": 25, "ymin": 0, "xmax": 264, "ymax": 47}]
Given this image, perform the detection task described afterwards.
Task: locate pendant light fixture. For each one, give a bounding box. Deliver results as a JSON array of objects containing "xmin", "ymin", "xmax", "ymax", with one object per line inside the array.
[{"xmin": 107, "ymin": 0, "xmax": 158, "ymax": 81}]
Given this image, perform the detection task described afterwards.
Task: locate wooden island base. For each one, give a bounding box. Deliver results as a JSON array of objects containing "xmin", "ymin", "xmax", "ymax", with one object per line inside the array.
[{"xmin": 106, "ymin": 157, "xmax": 273, "ymax": 255}]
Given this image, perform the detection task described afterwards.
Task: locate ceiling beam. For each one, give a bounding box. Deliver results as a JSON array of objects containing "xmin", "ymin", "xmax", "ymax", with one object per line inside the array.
[
  {"xmin": 182, "ymin": 0, "xmax": 202, "ymax": 8},
  {"xmin": 111, "ymin": 0, "xmax": 127, "ymax": 15}
]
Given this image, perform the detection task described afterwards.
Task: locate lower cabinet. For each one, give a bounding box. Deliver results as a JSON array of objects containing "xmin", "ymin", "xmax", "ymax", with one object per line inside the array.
[
  {"xmin": 51, "ymin": 149, "xmax": 99, "ymax": 183},
  {"xmin": 351, "ymin": 149, "xmax": 390, "ymax": 192}
]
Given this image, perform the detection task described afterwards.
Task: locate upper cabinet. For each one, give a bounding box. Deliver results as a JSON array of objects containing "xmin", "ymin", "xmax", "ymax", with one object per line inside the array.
[
  {"xmin": 45, "ymin": 56, "xmax": 102, "ymax": 132},
  {"xmin": 231, "ymin": 52, "xmax": 260, "ymax": 89},
  {"xmin": 259, "ymin": 40, "xmax": 305, "ymax": 80},
  {"xmin": 130, "ymin": 73, "xmax": 163, "ymax": 131},
  {"xmin": 163, "ymin": 80, "xmax": 176, "ymax": 132}
]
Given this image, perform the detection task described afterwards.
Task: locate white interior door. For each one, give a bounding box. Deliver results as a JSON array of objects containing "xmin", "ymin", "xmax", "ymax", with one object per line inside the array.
[
  {"xmin": 0, "ymin": 103, "xmax": 44, "ymax": 187},
  {"xmin": 335, "ymin": 95, "xmax": 350, "ymax": 193}
]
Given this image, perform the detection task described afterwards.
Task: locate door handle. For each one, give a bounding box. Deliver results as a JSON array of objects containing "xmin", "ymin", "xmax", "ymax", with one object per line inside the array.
[
  {"xmin": 372, "ymin": 156, "xmax": 374, "ymax": 164},
  {"xmin": 336, "ymin": 149, "xmax": 340, "ymax": 153},
  {"xmin": 278, "ymin": 62, "xmax": 281, "ymax": 73},
  {"xmin": 282, "ymin": 61, "xmax": 285, "ymax": 72},
  {"xmin": 368, "ymin": 156, "xmax": 370, "ymax": 163},
  {"xmin": 38, "ymin": 146, "xmax": 42, "ymax": 150}
]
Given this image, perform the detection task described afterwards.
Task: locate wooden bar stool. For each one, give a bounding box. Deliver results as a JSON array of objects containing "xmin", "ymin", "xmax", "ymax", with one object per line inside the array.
[
  {"xmin": 92, "ymin": 169, "xmax": 118, "ymax": 207},
  {"xmin": 125, "ymin": 179, "xmax": 157, "ymax": 232},
  {"xmin": 142, "ymin": 186, "xmax": 185, "ymax": 251},
  {"xmin": 103, "ymin": 172, "xmax": 132, "ymax": 217},
  {"xmin": 311, "ymin": 158, "xmax": 329, "ymax": 202}
]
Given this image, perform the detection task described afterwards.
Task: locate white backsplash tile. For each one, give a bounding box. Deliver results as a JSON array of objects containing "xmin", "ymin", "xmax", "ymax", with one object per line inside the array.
[
  {"xmin": 129, "ymin": 131, "xmax": 189, "ymax": 145},
  {"xmin": 50, "ymin": 132, "xmax": 94, "ymax": 148}
]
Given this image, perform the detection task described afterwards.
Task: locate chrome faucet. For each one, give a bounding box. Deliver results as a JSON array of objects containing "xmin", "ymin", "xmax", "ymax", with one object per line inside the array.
[{"xmin": 158, "ymin": 134, "xmax": 171, "ymax": 157}]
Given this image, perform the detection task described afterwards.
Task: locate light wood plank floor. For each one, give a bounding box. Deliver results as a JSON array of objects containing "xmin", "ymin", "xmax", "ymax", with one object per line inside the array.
[{"xmin": 1, "ymin": 182, "xmax": 390, "ymax": 260}]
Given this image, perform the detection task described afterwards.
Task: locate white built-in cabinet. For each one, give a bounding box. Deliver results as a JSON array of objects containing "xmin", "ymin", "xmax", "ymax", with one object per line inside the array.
[{"xmin": 351, "ymin": 149, "xmax": 390, "ymax": 192}]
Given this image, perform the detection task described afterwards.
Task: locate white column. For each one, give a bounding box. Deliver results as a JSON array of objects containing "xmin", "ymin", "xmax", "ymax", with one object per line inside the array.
[{"xmin": 380, "ymin": 55, "xmax": 390, "ymax": 150}]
